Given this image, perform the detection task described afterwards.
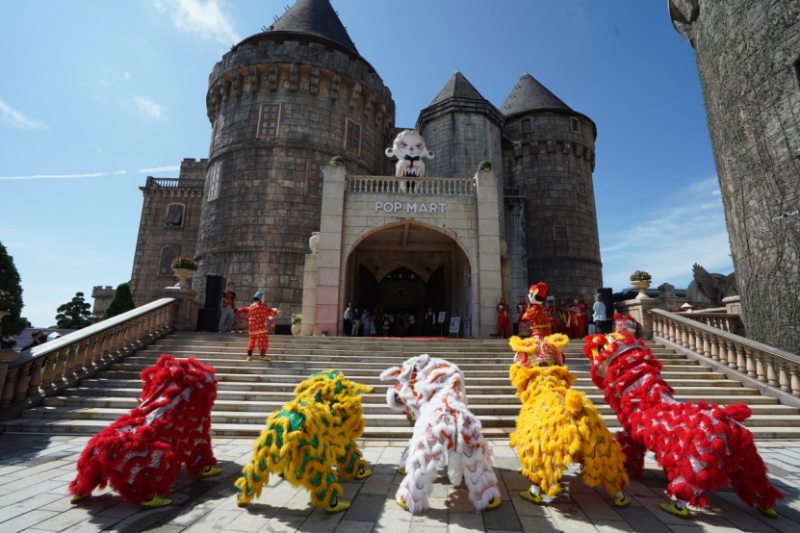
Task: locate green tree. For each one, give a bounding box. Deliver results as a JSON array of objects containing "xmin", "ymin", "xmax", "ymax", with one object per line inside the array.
[
  {"xmin": 0, "ymin": 241, "xmax": 30, "ymax": 338},
  {"xmin": 55, "ymin": 292, "xmax": 92, "ymax": 330},
  {"xmin": 101, "ymin": 283, "xmax": 136, "ymax": 320}
]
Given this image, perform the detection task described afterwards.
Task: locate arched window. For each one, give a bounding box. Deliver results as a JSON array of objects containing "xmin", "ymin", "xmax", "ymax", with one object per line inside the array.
[
  {"xmin": 159, "ymin": 246, "xmax": 179, "ymax": 275},
  {"xmin": 165, "ymin": 203, "xmax": 185, "ymax": 227},
  {"xmin": 208, "ymin": 163, "xmax": 221, "ymax": 201}
]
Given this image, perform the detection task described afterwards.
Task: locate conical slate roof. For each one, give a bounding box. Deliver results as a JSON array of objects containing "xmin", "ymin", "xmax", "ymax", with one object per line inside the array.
[
  {"xmin": 269, "ymin": 0, "xmax": 358, "ymax": 54},
  {"xmin": 429, "ymin": 72, "xmax": 487, "ymax": 106},
  {"xmin": 501, "ymin": 73, "xmax": 572, "ymax": 117}
]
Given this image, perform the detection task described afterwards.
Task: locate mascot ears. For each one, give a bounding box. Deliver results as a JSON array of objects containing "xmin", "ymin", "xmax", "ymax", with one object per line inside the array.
[{"xmin": 380, "ymin": 367, "xmax": 401, "ymax": 381}]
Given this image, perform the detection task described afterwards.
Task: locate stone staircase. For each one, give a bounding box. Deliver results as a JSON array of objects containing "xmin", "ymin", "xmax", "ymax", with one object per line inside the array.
[{"xmin": 4, "ymin": 333, "xmax": 800, "ymax": 439}]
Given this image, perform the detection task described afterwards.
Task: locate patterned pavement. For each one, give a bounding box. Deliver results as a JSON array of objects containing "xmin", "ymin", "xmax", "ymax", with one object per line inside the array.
[{"xmin": 0, "ymin": 435, "xmax": 799, "ymax": 533}]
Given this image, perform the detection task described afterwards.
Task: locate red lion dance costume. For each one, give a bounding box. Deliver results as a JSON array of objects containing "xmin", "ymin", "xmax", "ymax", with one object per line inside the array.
[
  {"xmin": 521, "ymin": 282, "xmax": 551, "ymax": 336},
  {"xmin": 583, "ymin": 332, "xmax": 782, "ymax": 519},
  {"xmin": 69, "ymin": 355, "xmax": 220, "ymax": 508}
]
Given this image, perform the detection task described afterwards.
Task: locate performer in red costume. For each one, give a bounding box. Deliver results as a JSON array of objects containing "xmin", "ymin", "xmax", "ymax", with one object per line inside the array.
[
  {"xmin": 521, "ymin": 283, "xmax": 551, "ymax": 336},
  {"xmin": 69, "ymin": 355, "xmax": 220, "ymax": 508},
  {"xmin": 557, "ymin": 298, "xmax": 573, "ymax": 337},
  {"xmin": 497, "ymin": 297, "xmax": 511, "ymax": 338},
  {"xmin": 543, "ymin": 300, "xmax": 557, "ymax": 334},
  {"xmin": 240, "ymin": 291, "xmax": 279, "ymax": 361},
  {"xmin": 516, "ymin": 295, "xmax": 530, "ymax": 337},
  {"xmin": 574, "ymin": 295, "xmax": 589, "ymax": 337},
  {"xmin": 612, "ymin": 313, "xmax": 637, "ymax": 335},
  {"xmin": 583, "ymin": 332, "xmax": 782, "ymax": 519}
]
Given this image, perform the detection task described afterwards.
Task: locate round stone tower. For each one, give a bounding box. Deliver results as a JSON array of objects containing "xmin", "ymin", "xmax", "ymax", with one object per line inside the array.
[
  {"xmin": 669, "ymin": 0, "xmax": 800, "ymax": 353},
  {"xmin": 501, "ymin": 73, "xmax": 602, "ymax": 298},
  {"xmin": 194, "ymin": 0, "xmax": 395, "ymax": 313}
]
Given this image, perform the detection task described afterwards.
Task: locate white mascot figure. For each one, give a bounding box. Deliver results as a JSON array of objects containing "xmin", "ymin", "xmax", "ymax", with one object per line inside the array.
[
  {"xmin": 385, "ymin": 130, "xmax": 434, "ymax": 179},
  {"xmin": 380, "ymin": 354, "xmax": 501, "ymax": 514}
]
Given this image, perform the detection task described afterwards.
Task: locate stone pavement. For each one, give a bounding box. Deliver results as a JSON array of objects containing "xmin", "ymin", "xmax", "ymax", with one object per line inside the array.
[{"xmin": 1, "ymin": 435, "xmax": 799, "ymax": 533}]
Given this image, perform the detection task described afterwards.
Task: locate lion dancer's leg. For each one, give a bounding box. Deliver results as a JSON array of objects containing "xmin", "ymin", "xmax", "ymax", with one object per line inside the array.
[
  {"xmin": 729, "ymin": 451, "xmax": 782, "ymax": 519},
  {"xmin": 398, "ymin": 448, "xmax": 409, "ymax": 476},
  {"xmin": 337, "ymin": 441, "xmax": 372, "ymax": 481},
  {"xmin": 617, "ymin": 430, "xmax": 646, "ymax": 479},
  {"xmin": 396, "ymin": 435, "xmax": 438, "ymax": 513},
  {"xmin": 246, "ymin": 334, "xmax": 256, "ymax": 361},
  {"xmin": 581, "ymin": 433, "xmax": 631, "ymax": 509},
  {"xmin": 236, "ymin": 426, "xmax": 278, "ymax": 507},
  {"xmin": 248, "ymin": 333, "xmax": 270, "ymax": 361},
  {"xmin": 187, "ymin": 440, "xmax": 222, "ymax": 479},
  {"xmin": 459, "ymin": 435, "xmax": 501, "ymax": 510},
  {"xmin": 69, "ymin": 443, "xmax": 108, "ymax": 504}
]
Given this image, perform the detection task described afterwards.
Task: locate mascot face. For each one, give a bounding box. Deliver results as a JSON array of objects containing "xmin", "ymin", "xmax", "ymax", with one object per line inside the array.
[
  {"xmin": 380, "ymin": 354, "xmax": 465, "ymax": 420},
  {"xmin": 138, "ymin": 355, "xmax": 217, "ymax": 411},
  {"xmin": 395, "ymin": 131, "xmax": 426, "ymax": 157},
  {"xmin": 582, "ymin": 332, "xmax": 645, "ymax": 385}
]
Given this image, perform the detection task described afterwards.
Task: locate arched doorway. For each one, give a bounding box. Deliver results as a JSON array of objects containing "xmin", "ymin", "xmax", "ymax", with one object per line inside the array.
[{"xmin": 345, "ymin": 222, "xmax": 473, "ymax": 336}]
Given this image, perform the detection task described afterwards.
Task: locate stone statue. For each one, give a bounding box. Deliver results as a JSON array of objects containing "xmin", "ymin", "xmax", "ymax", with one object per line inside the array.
[
  {"xmin": 688, "ymin": 263, "xmax": 738, "ymax": 306},
  {"xmin": 385, "ymin": 130, "xmax": 434, "ymax": 178}
]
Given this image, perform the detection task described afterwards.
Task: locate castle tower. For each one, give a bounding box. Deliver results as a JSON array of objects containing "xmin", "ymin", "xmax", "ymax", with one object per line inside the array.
[
  {"xmin": 193, "ymin": 0, "xmax": 395, "ymax": 311},
  {"xmin": 501, "ymin": 73, "xmax": 602, "ymax": 298},
  {"xmin": 669, "ymin": 1, "xmax": 800, "ymax": 353}
]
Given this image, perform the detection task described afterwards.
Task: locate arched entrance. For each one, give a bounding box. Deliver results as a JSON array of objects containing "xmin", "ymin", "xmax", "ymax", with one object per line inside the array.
[{"xmin": 345, "ymin": 222, "xmax": 473, "ymax": 336}]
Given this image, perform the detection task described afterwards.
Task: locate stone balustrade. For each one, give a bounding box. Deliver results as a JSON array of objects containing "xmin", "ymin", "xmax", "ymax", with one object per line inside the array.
[
  {"xmin": 0, "ymin": 298, "xmax": 179, "ymax": 417},
  {"xmin": 677, "ymin": 312, "xmax": 740, "ymax": 334},
  {"xmin": 650, "ymin": 308, "xmax": 800, "ymax": 397},
  {"xmin": 346, "ymin": 176, "xmax": 476, "ymax": 196}
]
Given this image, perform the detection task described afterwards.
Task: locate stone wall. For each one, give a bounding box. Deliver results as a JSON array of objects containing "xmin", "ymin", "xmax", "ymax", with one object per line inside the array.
[
  {"xmin": 503, "ymin": 111, "xmax": 602, "ymax": 299},
  {"xmin": 193, "ymin": 38, "xmax": 396, "ymax": 318},
  {"xmin": 669, "ymin": 0, "xmax": 800, "ymax": 354}
]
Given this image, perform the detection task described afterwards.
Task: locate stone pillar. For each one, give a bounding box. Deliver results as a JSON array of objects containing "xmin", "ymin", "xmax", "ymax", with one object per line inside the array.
[
  {"xmin": 723, "ymin": 295, "xmax": 742, "ymax": 315},
  {"xmin": 301, "ymin": 232, "xmax": 320, "ymax": 336},
  {"xmin": 163, "ymin": 286, "xmax": 198, "ymax": 332},
  {"xmin": 314, "ymin": 162, "xmax": 346, "ymax": 336},
  {"xmin": 475, "ymin": 166, "xmax": 503, "ymax": 338},
  {"xmin": 614, "ymin": 297, "xmax": 660, "ymax": 339}
]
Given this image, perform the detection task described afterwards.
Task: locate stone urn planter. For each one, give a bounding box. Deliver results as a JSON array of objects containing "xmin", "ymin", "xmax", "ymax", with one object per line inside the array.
[
  {"xmin": 291, "ymin": 323, "xmax": 301, "ymax": 336},
  {"xmin": 631, "ymin": 280, "xmax": 651, "ymax": 300},
  {"xmin": 173, "ymin": 268, "xmax": 196, "ymax": 290}
]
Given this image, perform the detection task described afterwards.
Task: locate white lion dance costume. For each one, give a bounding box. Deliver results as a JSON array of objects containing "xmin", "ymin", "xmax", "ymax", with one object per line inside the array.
[
  {"xmin": 380, "ymin": 354, "xmax": 501, "ymax": 513},
  {"xmin": 508, "ymin": 334, "xmax": 630, "ymax": 507}
]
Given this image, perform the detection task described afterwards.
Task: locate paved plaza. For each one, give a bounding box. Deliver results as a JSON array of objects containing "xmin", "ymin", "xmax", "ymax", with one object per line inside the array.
[{"xmin": 0, "ymin": 435, "xmax": 799, "ymax": 533}]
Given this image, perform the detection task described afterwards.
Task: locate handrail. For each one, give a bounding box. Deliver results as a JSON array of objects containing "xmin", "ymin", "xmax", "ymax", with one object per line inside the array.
[
  {"xmin": 649, "ymin": 308, "xmax": 800, "ymax": 397},
  {"xmin": 145, "ymin": 177, "xmax": 205, "ymax": 190},
  {"xmin": 0, "ymin": 298, "xmax": 179, "ymax": 412},
  {"xmin": 345, "ymin": 176, "xmax": 476, "ymax": 196},
  {"xmin": 675, "ymin": 312, "xmax": 740, "ymax": 334}
]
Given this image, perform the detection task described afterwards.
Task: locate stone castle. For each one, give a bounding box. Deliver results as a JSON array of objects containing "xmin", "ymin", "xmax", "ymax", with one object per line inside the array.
[
  {"xmin": 129, "ymin": 0, "xmax": 602, "ymax": 336},
  {"xmin": 669, "ymin": 0, "xmax": 800, "ymax": 354}
]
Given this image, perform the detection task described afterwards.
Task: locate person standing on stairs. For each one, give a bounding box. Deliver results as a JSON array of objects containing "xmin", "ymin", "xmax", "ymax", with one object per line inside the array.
[
  {"xmin": 343, "ymin": 303, "xmax": 353, "ymax": 336},
  {"xmin": 218, "ymin": 282, "xmax": 236, "ymax": 333},
  {"xmin": 241, "ymin": 292, "xmax": 279, "ymax": 361}
]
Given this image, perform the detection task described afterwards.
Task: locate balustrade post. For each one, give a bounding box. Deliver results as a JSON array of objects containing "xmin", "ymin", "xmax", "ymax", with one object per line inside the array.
[
  {"xmin": 766, "ymin": 357, "xmax": 778, "ymax": 387},
  {"xmin": 734, "ymin": 344, "xmax": 746, "ymax": 372},
  {"xmin": 39, "ymin": 353, "xmax": 56, "ymax": 388},
  {"xmin": 92, "ymin": 332, "xmax": 105, "ymax": 364},
  {"xmin": 702, "ymin": 333, "xmax": 711, "ymax": 357},
  {"xmin": 80, "ymin": 337, "xmax": 93, "ymax": 369},
  {"xmin": 668, "ymin": 321, "xmax": 677, "ymax": 342},
  {"xmin": 51, "ymin": 347, "xmax": 68, "ymax": 385},
  {"xmin": 0, "ymin": 367, "xmax": 20, "ymax": 409},
  {"xmin": 63, "ymin": 342, "xmax": 81, "ymax": 377},
  {"xmin": 100, "ymin": 329, "xmax": 114, "ymax": 364},
  {"xmin": 726, "ymin": 341, "xmax": 737, "ymax": 367},
  {"xmin": 680, "ymin": 325, "xmax": 690, "ymax": 348},
  {"xmin": 744, "ymin": 347, "xmax": 757, "ymax": 377},
  {"xmin": 779, "ymin": 362, "xmax": 792, "ymax": 393},
  {"xmin": 756, "ymin": 353, "xmax": 767, "ymax": 382},
  {"xmin": 790, "ymin": 364, "xmax": 800, "ymax": 397},
  {"xmin": 12, "ymin": 362, "xmax": 34, "ymax": 402},
  {"xmin": 26, "ymin": 357, "xmax": 45, "ymax": 396}
]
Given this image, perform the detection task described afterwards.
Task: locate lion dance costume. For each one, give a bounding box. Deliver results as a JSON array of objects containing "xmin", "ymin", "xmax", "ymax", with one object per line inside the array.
[
  {"xmin": 69, "ymin": 355, "xmax": 220, "ymax": 508},
  {"xmin": 583, "ymin": 331, "xmax": 782, "ymax": 518},
  {"xmin": 380, "ymin": 354, "xmax": 501, "ymax": 514},
  {"xmin": 521, "ymin": 282, "xmax": 551, "ymax": 336},
  {"xmin": 509, "ymin": 334, "xmax": 630, "ymax": 506},
  {"xmin": 235, "ymin": 371, "xmax": 372, "ymax": 514}
]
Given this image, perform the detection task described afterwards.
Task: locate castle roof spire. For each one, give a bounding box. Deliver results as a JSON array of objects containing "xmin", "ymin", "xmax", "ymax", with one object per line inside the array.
[
  {"xmin": 269, "ymin": 0, "xmax": 358, "ymax": 54},
  {"xmin": 500, "ymin": 73, "xmax": 572, "ymax": 117},
  {"xmin": 429, "ymin": 71, "xmax": 486, "ymax": 107}
]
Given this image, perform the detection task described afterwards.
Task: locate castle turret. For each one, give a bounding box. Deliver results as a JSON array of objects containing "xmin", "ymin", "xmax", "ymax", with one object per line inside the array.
[
  {"xmin": 193, "ymin": 0, "xmax": 396, "ymax": 312},
  {"xmin": 501, "ymin": 73, "xmax": 602, "ymax": 298}
]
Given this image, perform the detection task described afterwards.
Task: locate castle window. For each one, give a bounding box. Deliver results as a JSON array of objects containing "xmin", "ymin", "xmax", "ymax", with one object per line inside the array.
[
  {"xmin": 577, "ymin": 182, "xmax": 586, "ymax": 196},
  {"xmin": 307, "ymin": 161, "xmax": 325, "ymax": 197},
  {"xmin": 207, "ymin": 163, "xmax": 221, "ymax": 202},
  {"xmin": 345, "ymin": 118, "xmax": 361, "ymax": 156},
  {"xmin": 521, "ymin": 119, "xmax": 531, "ymax": 133},
  {"xmin": 165, "ymin": 203, "xmax": 185, "ymax": 227},
  {"xmin": 571, "ymin": 117, "xmax": 581, "ymax": 133},
  {"xmin": 257, "ymin": 103, "xmax": 281, "ymax": 138},
  {"xmin": 159, "ymin": 246, "xmax": 179, "ymax": 275},
  {"xmin": 553, "ymin": 225, "xmax": 569, "ymax": 241}
]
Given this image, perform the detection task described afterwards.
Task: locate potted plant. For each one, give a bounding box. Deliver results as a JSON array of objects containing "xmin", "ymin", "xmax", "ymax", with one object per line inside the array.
[
  {"xmin": 630, "ymin": 270, "xmax": 652, "ymax": 299},
  {"xmin": 170, "ymin": 256, "xmax": 198, "ymax": 289},
  {"xmin": 290, "ymin": 314, "xmax": 302, "ymax": 336}
]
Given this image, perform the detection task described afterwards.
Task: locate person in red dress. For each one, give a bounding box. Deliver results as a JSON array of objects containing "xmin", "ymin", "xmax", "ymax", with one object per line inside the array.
[
  {"xmin": 497, "ymin": 297, "xmax": 511, "ymax": 338},
  {"xmin": 543, "ymin": 299, "xmax": 557, "ymax": 334},
  {"xmin": 574, "ymin": 295, "xmax": 590, "ymax": 338},
  {"xmin": 241, "ymin": 292, "xmax": 279, "ymax": 361},
  {"xmin": 557, "ymin": 297, "xmax": 573, "ymax": 337},
  {"xmin": 521, "ymin": 283, "xmax": 551, "ymax": 336}
]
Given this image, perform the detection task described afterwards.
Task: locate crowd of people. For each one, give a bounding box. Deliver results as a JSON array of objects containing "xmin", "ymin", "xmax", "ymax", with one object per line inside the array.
[
  {"xmin": 342, "ymin": 303, "xmax": 439, "ymax": 337},
  {"xmin": 503, "ymin": 293, "xmax": 610, "ymax": 339}
]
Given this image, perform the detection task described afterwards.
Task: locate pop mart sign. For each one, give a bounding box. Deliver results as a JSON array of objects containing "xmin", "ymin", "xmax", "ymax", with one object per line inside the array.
[{"xmin": 374, "ymin": 201, "xmax": 447, "ymax": 214}]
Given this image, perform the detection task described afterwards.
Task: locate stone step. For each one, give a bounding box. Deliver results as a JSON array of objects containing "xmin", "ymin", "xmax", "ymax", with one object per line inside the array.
[
  {"xmin": 6, "ymin": 418, "xmax": 800, "ymax": 440},
  {"xmin": 42, "ymin": 395, "xmax": 799, "ymax": 416}
]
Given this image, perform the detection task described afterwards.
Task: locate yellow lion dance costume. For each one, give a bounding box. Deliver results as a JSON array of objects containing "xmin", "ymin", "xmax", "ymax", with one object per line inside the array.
[
  {"xmin": 235, "ymin": 371, "xmax": 372, "ymax": 513},
  {"xmin": 509, "ymin": 334, "xmax": 630, "ymax": 507}
]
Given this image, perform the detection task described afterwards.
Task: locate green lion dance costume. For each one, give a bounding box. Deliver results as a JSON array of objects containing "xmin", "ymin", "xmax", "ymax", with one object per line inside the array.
[{"xmin": 235, "ymin": 371, "xmax": 373, "ymax": 513}]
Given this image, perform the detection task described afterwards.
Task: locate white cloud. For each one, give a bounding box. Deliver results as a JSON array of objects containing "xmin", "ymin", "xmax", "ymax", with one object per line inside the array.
[
  {"xmin": 0, "ymin": 171, "xmax": 132, "ymax": 180},
  {"xmin": 0, "ymin": 98, "xmax": 49, "ymax": 131},
  {"xmin": 154, "ymin": 0, "xmax": 241, "ymax": 44},
  {"xmin": 600, "ymin": 177, "xmax": 733, "ymax": 291},
  {"xmin": 137, "ymin": 165, "xmax": 180, "ymax": 173},
  {"xmin": 113, "ymin": 170, "xmax": 128, "ymax": 175},
  {"xmin": 132, "ymin": 96, "xmax": 167, "ymax": 120}
]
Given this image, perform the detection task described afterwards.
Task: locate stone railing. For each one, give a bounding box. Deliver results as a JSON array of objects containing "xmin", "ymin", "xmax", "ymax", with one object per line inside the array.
[
  {"xmin": 145, "ymin": 177, "xmax": 205, "ymax": 190},
  {"xmin": 676, "ymin": 312, "xmax": 740, "ymax": 334},
  {"xmin": 346, "ymin": 176, "xmax": 476, "ymax": 196},
  {"xmin": 650, "ymin": 308, "xmax": 800, "ymax": 397},
  {"xmin": 0, "ymin": 298, "xmax": 179, "ymax": 417}
]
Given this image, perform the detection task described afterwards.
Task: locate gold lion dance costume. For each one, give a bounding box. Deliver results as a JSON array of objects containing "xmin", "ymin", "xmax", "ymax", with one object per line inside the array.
[
  {"xmin": 235, "ymin": 371, "xmax": 373, "ymax": 514},
  {"xmin": 380, "ymin": 354, "xmax": 501, "ymax": 513},
  {"xmin": 69, "ymin": 355, "xmax": 220, "ymax": 508},
  {"xmin": 509, "ymin": 334, "xmax": 630, "ymax": 507},
  {"xmin": 583, "ymin": 331, "xmax": 782, "ymax": 519}
]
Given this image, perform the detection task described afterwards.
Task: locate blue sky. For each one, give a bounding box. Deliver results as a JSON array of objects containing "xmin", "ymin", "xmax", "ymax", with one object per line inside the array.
[{"xmin": 0, "ymin": 0, "xmax": 731, "ymax": 328}]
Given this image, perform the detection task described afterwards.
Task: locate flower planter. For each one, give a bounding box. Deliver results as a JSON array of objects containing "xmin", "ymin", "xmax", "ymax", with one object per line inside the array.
[
  {"xmin": 631, "ymin": 280, "xmax": 651, "ymax": 300},
  {"xmin": 173, "ymin": 268, "xmax": 196, "ymax": 290},
  {"xmin": 291, "ymin": 324, "xmax": 301, "ymax": 336}
]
